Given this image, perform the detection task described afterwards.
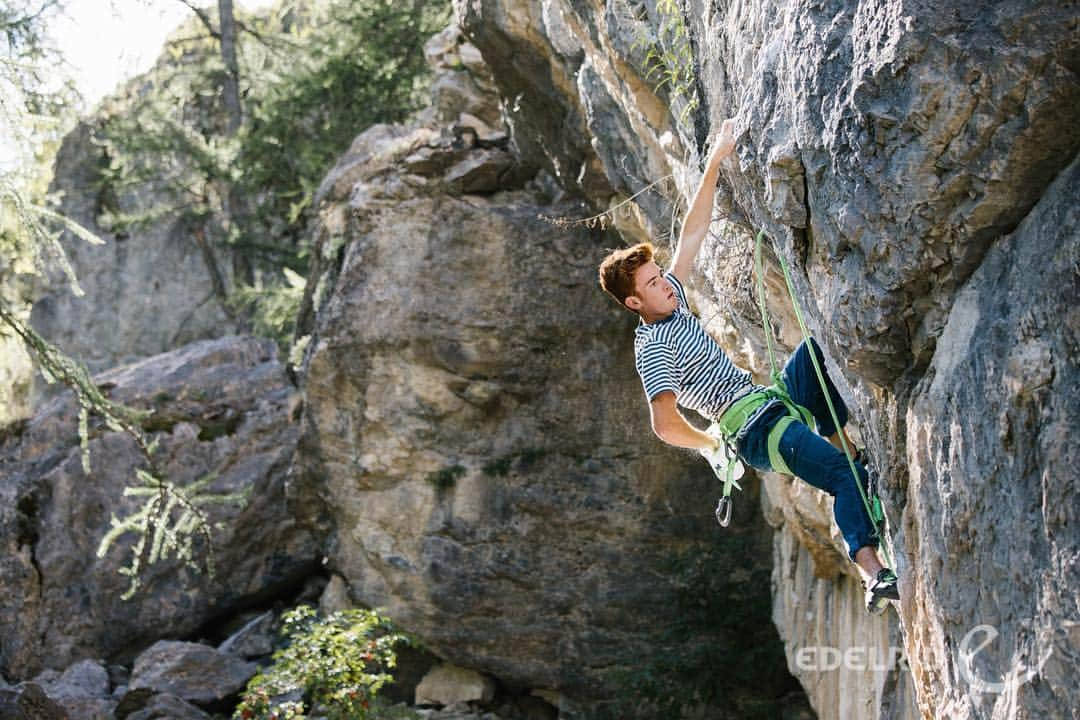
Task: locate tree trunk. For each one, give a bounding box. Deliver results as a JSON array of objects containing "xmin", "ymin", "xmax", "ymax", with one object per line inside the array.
[
  {"xmin": 217, "ymin": 0, "xmax": 253, "ymax": 284},
  {"xmin": 192, "ymin": 226, "xmax": 235, "ymax": 320},
  {"xmin": 218, "ymin": 0, "xmax": 242, "ymax": 135}
]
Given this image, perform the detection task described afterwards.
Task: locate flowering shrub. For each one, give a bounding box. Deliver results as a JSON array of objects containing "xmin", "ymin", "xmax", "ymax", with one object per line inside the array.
[{"xmin": 234, "ymin": 605, "xmax": 412, "ymax": 720}]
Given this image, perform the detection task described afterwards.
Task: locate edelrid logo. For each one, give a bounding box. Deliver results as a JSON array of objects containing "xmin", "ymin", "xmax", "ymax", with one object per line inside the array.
[{"xmin": 958, "ymin": 623, "xmax": 1054, "ymax": 696}]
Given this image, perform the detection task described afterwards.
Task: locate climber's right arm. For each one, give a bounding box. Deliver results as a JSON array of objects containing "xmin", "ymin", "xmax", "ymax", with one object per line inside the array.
[{"xmin": 649, "ymin": 391, "xmax": 717, "ymax": 451}]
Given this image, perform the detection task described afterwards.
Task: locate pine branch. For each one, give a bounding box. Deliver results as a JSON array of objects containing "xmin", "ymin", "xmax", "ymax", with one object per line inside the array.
[
  {"xmin": 174, "ymin": 0, "xmax": 221, "ymax": 39},
  {"xmin": 0, "ymin": 299, "xmax": 227, "ymax": 598},
  {"xmin": 0, "ymin": 0, "xmax": 61, "ymax": 34}
]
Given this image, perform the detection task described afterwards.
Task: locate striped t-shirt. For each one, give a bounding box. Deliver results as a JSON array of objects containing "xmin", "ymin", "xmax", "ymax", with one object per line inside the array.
[{"xmin": 634, "ymin": 271, "xmax": 774, "ymax": 425}]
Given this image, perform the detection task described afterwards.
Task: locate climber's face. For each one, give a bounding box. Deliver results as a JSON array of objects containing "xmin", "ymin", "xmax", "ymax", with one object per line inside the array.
[{"xmin": 625, "ymin": 260, "xmax": 677, "ymax": 323}]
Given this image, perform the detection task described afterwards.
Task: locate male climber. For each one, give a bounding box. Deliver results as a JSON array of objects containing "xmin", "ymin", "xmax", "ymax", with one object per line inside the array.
[{"xmin": 597, "ymin": 118, "xmax": 899, "ymax": 614}]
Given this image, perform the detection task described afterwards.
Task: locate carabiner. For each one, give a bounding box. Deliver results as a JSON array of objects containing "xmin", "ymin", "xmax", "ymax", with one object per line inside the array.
[{"xmin": 715, "ymin": 496, "xmax": 732, "ymax": 527}]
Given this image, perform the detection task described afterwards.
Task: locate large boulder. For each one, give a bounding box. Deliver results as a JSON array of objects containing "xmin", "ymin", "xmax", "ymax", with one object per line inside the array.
[
  {"xmin": 294, "ymin": 136, "xmax": 800, "ymax": 710},
  {"xmin": 0, "ymin": 335, "xmax": 318, "ymax": 677}
]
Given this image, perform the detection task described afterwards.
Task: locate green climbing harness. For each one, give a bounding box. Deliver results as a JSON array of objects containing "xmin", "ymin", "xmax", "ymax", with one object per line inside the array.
[
  {"xmin": 705, "ymin": 230, "xmax": 891, "ymax": 567},
  {"xmin": 714, "ymin": 382, "xmax": 813, "ymax": 475}
]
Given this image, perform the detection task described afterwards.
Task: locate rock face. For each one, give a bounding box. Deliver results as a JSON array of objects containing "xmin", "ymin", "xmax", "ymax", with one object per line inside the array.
[
  {"xmin": 0, "ymin": 335, "xmax": 317, "ymax": 677},
  {"xmin": 30, "ymin": 120, "xmax": 239, "ymax": 376},
  {"xmin": 449, "ymin": 0, "xmax": 1078, "ymax": 718},
  {"xmin": 122, "ymin": 693, "xmax": 209, "ymax": 720},
  {"xmin": 901, "ymin": 154, "xmax": 1079, "ymax": 718},
  {"xmin": 34, "ymin": 659, "xmax": 115, "ymax": 720},
  {"xmin": 292, "ymin": 24, "xmax": 807, "ymax": 716}
]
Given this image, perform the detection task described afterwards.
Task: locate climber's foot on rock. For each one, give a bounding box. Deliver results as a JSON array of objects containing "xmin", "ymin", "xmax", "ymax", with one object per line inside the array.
[{"xmin": 865, "ymin": 568, "xmax": 899, "ymax": 615}]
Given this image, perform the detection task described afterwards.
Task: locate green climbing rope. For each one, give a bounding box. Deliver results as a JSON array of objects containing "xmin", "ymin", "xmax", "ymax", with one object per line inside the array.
[{"xmin": 753, "ymin": 230, "xmax": 893, "ymax": 569}]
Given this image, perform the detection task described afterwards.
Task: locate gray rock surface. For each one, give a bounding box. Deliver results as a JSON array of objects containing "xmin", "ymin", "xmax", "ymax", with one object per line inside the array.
[
  {"xmin": 291, "ymin": 22, "xmax": 805, "ymax": 716},
  {"xmin": 453, "ymin": 0, "xmax": 1078, "ymax": 718},
  {"xmin": 0, "ymin": 335, "xmax": 317, "ymax": 677},
  {"xmin": 128, "ymin": 641, "xmax": 256, "ymax": 707},
  {"xmin": 36, "ymin": 660, "xmax": 109, "ymax": 700},
  {"xmin": 31, "ymin": 121, "xmax": 239, "ymax": 377},
  {"xmin": 217, "ymin": 611, "xmax": 276, "ymax": 659},
  {"xmin": 122, "ymin": 693, "xmax": 210, "ymax": 720},
  {"xmin": 0, "ymin": 683, "xmax": 68, "ymax": 720},
  {"xmin": 901, "ymin": 152, "xmax": 1079, "ymax": 718},
  {"xmin": 35, "ymin": 660, "xmax": 114, "ymax": 720}
]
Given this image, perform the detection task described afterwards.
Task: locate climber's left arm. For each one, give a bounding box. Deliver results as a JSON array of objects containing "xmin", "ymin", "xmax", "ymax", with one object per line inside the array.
[{"xmin": 670, "ymin": 118, "xmax": 737, "ymax": 285}]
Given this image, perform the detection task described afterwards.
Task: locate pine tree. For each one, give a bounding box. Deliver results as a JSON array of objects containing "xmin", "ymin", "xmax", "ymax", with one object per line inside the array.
[{"xmin": 1, "ymin": 0, "xmax": 225, "ymax": 600}]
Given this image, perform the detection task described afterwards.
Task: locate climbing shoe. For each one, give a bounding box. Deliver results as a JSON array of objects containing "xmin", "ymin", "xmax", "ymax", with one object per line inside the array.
[
  {"xmin": 865, "ymin": 568, "xmax": 900, "ymax": 615},
  {"xmin": 853, "ymin": 447, "xmax": 868, "ymax": 466}
]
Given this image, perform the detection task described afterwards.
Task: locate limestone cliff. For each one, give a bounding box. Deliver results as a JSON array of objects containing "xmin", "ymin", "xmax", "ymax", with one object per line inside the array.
[
  {"xmin": 448, "ymin": 0, "xmax": 1078, "ymax": 717},
  {"xmin": 30, "ymin": 119, "xmax": 241, "ymax": 377}
]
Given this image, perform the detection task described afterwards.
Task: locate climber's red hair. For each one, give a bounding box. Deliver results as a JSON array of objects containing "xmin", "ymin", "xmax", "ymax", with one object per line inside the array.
[{"xmin": 598, "ymin": 242, "xmax": 655, "ymax": 309}]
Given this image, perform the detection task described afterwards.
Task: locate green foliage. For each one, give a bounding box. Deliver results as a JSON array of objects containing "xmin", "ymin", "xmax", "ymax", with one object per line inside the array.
[
  {"xmin": 228, "ymin": 266, "xmax": 306, "ymax": 353},
  {"xmin": 93, "ymin": 0, "xmax": 451, "ymax": 336},
  {"xmin": 235, "ymin": 605, "xmax": 412, "ymax": 720},
  {"xmin": 238, "ymin": 0, "xmax": 451, "ymax": 247},
  {"xmin": 627, "ymin": 0, "xmax": 699, "ymax": 130},
  {"xmin": 1, "ymin": 0, "xmax": 80, "ymax": 282},
  {"xmin": 426, "ymin": 464, "xmax": 465, "ymax": 489},
  {"xmin": 96, "ymin": 469, "xmax": 249, "ymax": 600}
]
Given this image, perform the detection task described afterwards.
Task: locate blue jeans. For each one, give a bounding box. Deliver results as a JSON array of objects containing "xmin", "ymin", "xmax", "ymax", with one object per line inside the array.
[{"xmin": 736, "ymin": 338, "xmax": 878, "ymax": 561}]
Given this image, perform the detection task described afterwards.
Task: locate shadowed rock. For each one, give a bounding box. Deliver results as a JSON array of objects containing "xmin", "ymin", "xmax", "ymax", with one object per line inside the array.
[{"xmin": 0, "ymin": 336, "xmax": 318, "ymax": 678}]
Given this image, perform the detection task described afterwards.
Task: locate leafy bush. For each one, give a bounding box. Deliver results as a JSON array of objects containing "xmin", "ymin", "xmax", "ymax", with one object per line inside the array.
[
  {"xmin": 235, "ymin": 605, "xmax": 413, "ymax": 720},
  {"xmin": 227, "ymin": 266, "xmax": 306, "ymax": 353}
]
